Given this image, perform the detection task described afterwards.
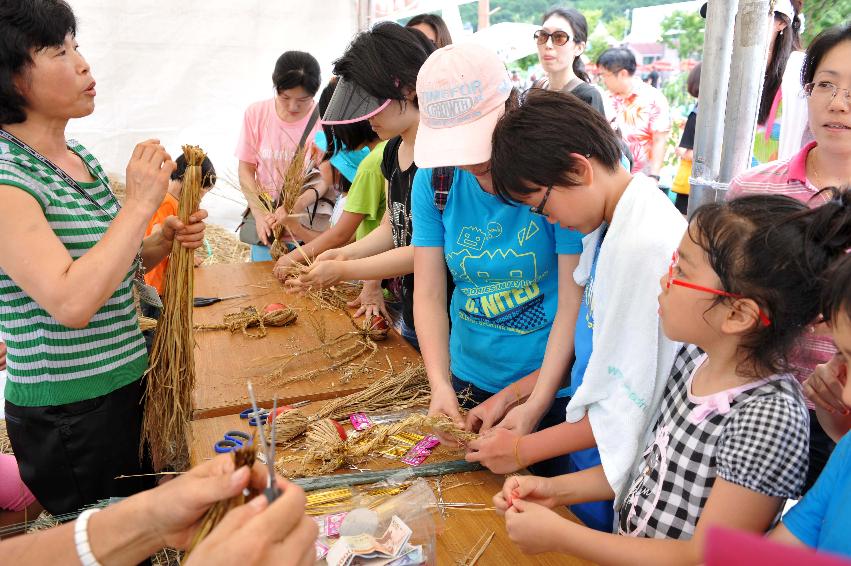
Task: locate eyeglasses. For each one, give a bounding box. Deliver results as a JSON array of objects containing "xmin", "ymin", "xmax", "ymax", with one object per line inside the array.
[
  {"xmin": 803, "ymin": 81, "xmax": 851, "ymax": 105},
  {"xmin": 666, "ymin": 251, "xmax": 771, "ymax": 327},
  {"xmin": 534, "ymin": 30, "xmax": 572, "ymax": 46},
  {"xmin": 530, "ymin": 185, "xmax": 553, "ymax": 216}
]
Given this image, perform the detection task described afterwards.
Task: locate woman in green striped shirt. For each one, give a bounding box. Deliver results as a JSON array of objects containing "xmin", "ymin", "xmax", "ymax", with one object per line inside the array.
[{"xmin": 0, "ymin": 0, "xmax": 207, "ymax": 516}]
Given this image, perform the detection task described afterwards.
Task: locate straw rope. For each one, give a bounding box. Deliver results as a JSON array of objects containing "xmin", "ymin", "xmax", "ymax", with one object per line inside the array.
[{"xmin": 193, "ymin": 305, "xmax": 297, "ymax": 339}]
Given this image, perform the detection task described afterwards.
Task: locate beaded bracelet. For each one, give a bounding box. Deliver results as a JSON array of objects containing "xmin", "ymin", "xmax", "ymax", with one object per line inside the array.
[{"xmin": 74, "ymin": 508, "xmax": 103, "ymax": 566}]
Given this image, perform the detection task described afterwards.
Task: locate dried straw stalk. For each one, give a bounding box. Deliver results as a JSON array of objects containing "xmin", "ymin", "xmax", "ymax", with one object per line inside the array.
[
  {"xmin": 269, "ymin": 146, "xmax": 317, "ymax": 261},
  {"xmin": 184, "ymin": 440, "xmax": 257, "ymax": 559},
  {"xmin": 0, "ymin": 419, "xmax": 12, "ymax": 455},
  {"xmin": 141, "ymin": 145, "xmax": 205, "ymax": 471},
  {"xmin": 271, "ymin": 364, "xmax": 430, "ymax": 446},
  {"xmin": 198, "ymin": 223, "xmax": 250, "ymax": 266},
  {"xmin": 194, "ymin": 306, "xmax": 297, "ymax": 339}
]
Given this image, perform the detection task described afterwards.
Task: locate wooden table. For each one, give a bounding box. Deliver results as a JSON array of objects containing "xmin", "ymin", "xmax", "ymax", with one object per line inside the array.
[
  {"xmin": 189, "ymin": 415, "xmax": 592, "ymax": 566},
  {"xmin": 192, "ymin": 262, "xmax": 419, "ymax": 419}
]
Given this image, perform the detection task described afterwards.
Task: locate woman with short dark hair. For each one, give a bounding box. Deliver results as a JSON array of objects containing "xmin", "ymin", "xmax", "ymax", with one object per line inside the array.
[
  {"xmin": 235, "ymin": 50, "xmax": 323, "ymax": 261},
  {"xmin": 0, "ymin": 0, "xmax": 207, "ymax": 515}
]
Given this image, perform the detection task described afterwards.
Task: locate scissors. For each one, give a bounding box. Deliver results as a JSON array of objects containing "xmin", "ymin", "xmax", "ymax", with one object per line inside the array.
[
  {"xmin": 213, "ymin": 430, "xmax": 252, "ymax": 454},
  {"xmin": 239, "ymin": 400, "xmax": 310, "ymax": 426},
  {"xmin": 247, "ymin": 381, "xmax": 281, "ymax": 503},
  {"xmin": 193, "ymin": 294, "xmax": 248, "ymax": 307}
]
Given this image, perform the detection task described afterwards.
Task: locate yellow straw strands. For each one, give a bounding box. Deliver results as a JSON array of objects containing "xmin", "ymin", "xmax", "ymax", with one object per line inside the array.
[
  {"xmin": 270, "ymin": 146, "xmax": 317, "ymax": 261},
  {"xmin": 141, "ymin": 145, "xmax": 206, "ymax": 472},
  {"xmin": 197, "ymin": 223, "xmax": 250, "ymax": 266},
  {"xmin": 0, "ymin": 420, "xmax": 12, "ymax": 455}
]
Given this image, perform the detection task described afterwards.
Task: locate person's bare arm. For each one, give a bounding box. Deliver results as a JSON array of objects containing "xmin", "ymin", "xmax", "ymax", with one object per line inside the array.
[
  {"xmin": 238, "ymin": 160, "xmax": 271, "ymax": 246},
  {"xmin": 650, "ymin": 131, "xmax": 670, "ymax": 176},
  {"xmin": 0, "ymin": 141, "xmax": 174, "ymax": 328}
]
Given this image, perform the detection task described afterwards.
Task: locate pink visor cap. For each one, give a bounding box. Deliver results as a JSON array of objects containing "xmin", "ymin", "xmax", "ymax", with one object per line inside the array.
[{"xmin": 415, "ymin": 42, "xmax": 512, "ymax": 169}]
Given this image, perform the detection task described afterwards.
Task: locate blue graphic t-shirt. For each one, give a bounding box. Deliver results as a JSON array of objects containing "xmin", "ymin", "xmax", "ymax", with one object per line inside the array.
[
  {"xmin": 783, "ymin": 432, "xmax": 851, "ymax": 558},
  {"xmin": 411, "ymin": 168, "xmax": 583, "ymax": 394}
]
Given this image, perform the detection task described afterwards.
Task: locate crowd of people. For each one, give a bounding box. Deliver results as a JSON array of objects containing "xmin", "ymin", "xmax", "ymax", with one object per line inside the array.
[{"xmin": 1, "ymin": 0, "xmax": 850, "ymax": 564}]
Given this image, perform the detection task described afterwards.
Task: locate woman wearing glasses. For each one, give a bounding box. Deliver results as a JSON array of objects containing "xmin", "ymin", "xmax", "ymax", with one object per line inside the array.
[
  {"xmin": 727, "ymin": 21, "xmax": 851, "ymax": 490},
  {"xmin": 532, "ymin": 8, "xmax": 604, "ymax": 117}
]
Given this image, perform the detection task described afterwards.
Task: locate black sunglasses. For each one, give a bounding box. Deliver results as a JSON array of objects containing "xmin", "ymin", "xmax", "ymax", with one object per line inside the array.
[{"xmin": 534, "ymin": 30, "xmax": 572, "ymax": 46}]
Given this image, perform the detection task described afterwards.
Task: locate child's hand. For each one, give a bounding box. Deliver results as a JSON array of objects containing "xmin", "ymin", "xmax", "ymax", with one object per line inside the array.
[
  {"xmin": 497, "ymin": 403, "xmax": 544, "ymax": 437},
  {"xmin": 496, "ymin": 475, "xmax": 557, "ymax": 515},
  {"xmin": 505, "ymin": 499, "xmax": 566, "ymax": 555},
  {"xmin": 465, "ymin": 427, "xmax": 524, "ymax": 474},
  {"xmin": 804, "ymin": 354, "xmax": 848, "ymax": 414},
  {"xmin": 465, "ymin": 390, "xmax": 512, "ymax": 434}
]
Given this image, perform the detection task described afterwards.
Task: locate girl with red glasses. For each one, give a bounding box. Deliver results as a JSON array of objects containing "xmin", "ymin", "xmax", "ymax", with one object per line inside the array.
[{"xmin": 494, "ymin": 190, "xmax": 851, "ymax": 564}]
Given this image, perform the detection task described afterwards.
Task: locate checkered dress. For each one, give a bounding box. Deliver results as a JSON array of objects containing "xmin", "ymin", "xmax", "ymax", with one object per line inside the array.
[{"xmin": 617, "ymin": 345, "xmax": 809, "ymax": 539}]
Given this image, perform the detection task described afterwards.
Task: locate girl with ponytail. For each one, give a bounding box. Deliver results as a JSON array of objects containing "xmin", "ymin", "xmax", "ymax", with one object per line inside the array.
[{"xmin": 495, "ymin": 190, "xmax": 851, "ymax": 564}]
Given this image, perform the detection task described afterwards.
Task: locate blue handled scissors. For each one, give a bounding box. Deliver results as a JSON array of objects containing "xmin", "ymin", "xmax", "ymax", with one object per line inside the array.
[
  {"xmin": 239, "ymin": 406, "xmax": 270, "ymax": 426},
  {"xmin": 213, "ymin": 430, "xmax": 252, "ymax": 454}
]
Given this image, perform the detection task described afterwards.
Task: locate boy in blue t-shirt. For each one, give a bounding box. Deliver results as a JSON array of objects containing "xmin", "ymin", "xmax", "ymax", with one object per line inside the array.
[{"xmin": 769, "ymin": 255, "xmax": 851, "ymax": 559}]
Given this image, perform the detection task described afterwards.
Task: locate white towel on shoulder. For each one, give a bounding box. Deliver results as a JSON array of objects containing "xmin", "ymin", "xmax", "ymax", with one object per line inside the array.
[{"xmin": 565, "ymin": 174, "xmax": 687, "ymax": 505}]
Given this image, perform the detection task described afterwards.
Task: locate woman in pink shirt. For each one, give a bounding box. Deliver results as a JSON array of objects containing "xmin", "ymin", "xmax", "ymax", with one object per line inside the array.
[
  {"xmin": 235, "ymin": 51, "xmax": 323, "ymax": 261},
  {"xmin": 727, "ymin": 22, "xmax": 851, "ymax": 490}
]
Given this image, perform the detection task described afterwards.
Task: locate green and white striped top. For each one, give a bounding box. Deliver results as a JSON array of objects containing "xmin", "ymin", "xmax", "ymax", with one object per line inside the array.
[{"xmin": 0, "ymin": 138, "xmax": 147, "ymax": 407}]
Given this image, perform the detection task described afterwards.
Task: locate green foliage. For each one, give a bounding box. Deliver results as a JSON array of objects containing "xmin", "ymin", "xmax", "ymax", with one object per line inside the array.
[
  {"xmin": 606, "ymin": 15, "xmax": 630, "ymax": 42},
  {"xmin": 512, "ymin": 53, "xmax": 539, "ymax": 72},
  {"xmin": 800, "ymin": 0, "xmax": 850, "ymax": 47},
  {"xmin": 659, "ymin": 10, "xmax": 705, "ymax": 60}
]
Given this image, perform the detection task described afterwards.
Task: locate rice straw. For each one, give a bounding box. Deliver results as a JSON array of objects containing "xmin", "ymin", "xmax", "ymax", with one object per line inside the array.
[{"xmin": 141, "ymin": 145, "xmax": 205, "ymax": 471}]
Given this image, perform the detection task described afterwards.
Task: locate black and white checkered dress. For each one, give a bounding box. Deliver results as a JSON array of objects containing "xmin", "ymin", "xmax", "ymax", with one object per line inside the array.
[{"xmin": 617, "ymin": 345, "xmax": 809, "ymax": 539}]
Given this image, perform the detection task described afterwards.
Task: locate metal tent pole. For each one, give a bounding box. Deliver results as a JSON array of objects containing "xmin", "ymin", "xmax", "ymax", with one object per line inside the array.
[
  {"xmin": 687, "ymin": 0, "xmax": 739, "ymax": 217},
  {"xmin": 718, "ymin": 0, "xmax": 774, "ymax": 183}
]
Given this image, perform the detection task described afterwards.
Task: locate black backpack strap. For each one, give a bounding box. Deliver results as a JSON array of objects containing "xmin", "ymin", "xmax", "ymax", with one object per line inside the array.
[
  {"xmin": 298, "ymin": 106, "xmax": 321, "ymax": 149},
  {"xmin": 431, "ymin": 167, "xmax": 455, "ymax": 213}
]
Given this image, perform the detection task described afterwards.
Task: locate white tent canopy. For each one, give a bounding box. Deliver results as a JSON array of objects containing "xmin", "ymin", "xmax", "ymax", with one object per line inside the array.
[{"xmin": 66, "ymin": 0, "xmax": 359, "ymax": 228}]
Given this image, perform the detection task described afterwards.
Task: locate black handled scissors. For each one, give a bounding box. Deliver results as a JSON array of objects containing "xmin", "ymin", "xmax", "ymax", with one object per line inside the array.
[
  {"xmin": 247, "ymin": 381, "xmax": 281, "ymax": 503},
  {"xmin": 193, "ymin": 294, "xmax": 248, "ymax": 307}
]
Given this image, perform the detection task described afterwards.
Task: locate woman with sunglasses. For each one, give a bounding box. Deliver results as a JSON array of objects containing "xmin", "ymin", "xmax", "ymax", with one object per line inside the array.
[
  {"xmin": 533, "ymin": 8, "xmax": 603, "ymax": 116},
  {"xmin": 727, "ymin": 21, "xmax": 851, "ymax": 490},
  {"xmin": 465, "ymin": 88, "xmax": 686, "ymax": 531}
]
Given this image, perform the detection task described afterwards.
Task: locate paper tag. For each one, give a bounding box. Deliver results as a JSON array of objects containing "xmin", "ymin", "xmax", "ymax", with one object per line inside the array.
[
  {"xmin": 315, "ymin": 540, "xmax": 330, "ymax": 560},
  {"xmin": 325, "ymin": 512, "xmax": 348, "ymax": 537},
  {"xmin": 401, "ymin": 434, "xmax": 440, "ymax": 466},
  {"xmin": 350, "ymin": 413, "xmax": 373, "ymax": 431}
]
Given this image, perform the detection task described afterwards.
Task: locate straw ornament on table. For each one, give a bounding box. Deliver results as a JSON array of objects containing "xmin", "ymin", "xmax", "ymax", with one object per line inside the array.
[
  {"xmin": 281, "ymin": 413, "xmax": 476, "ymax": 477},
  {"xmin": 194, "ymin": 303, "xmax": 297, "ymax": 339},
  {"xmin": 270, "ymin": 363, "xmax": 431, "ymax": 447},
  {"xmin": 141, "ymin": 145, "xmax": 205, "ymax": 472}
]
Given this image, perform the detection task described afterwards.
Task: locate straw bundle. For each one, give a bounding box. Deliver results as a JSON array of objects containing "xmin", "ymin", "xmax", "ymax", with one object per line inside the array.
[
  {"xmin": 194, "ymin": 305, "xmax": 297, "ymax": 339},
  {"xmin": 198, "ymin": 223, "xmax": 250, "ymax": 266},
  {"xmin": 184, "ymin": 440, "xmax": 257, "ymax": 559},
  {"xmin": 271, "ymin": 363, "xmax": 430, "ymax": 446},
  {"xmin": 141, "ymin": 145, "xmax": 206, "ymax": 472},
  {"xmin": 291, "ymin": 414, "xmax": 474, "ymax": 476},
  {"xmin": 0, "ymin": 419, "xmax": 12, "ymax": 455},
  {"xmin": 269, "ymin": 146, "xmax": 316, "ymax": 261}
]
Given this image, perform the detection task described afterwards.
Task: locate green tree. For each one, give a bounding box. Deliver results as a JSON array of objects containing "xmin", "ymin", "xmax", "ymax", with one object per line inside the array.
[
  {"xmin": 605, "ymin": 15, "xmax": 630, "ymax": 42},
  {"xmin": 800, "ymin": 0, "xmax": 850, "ymax": 46},
  {"xmin": 660, "ymin": 10, "xmax": 705, "ymax": 60}
]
